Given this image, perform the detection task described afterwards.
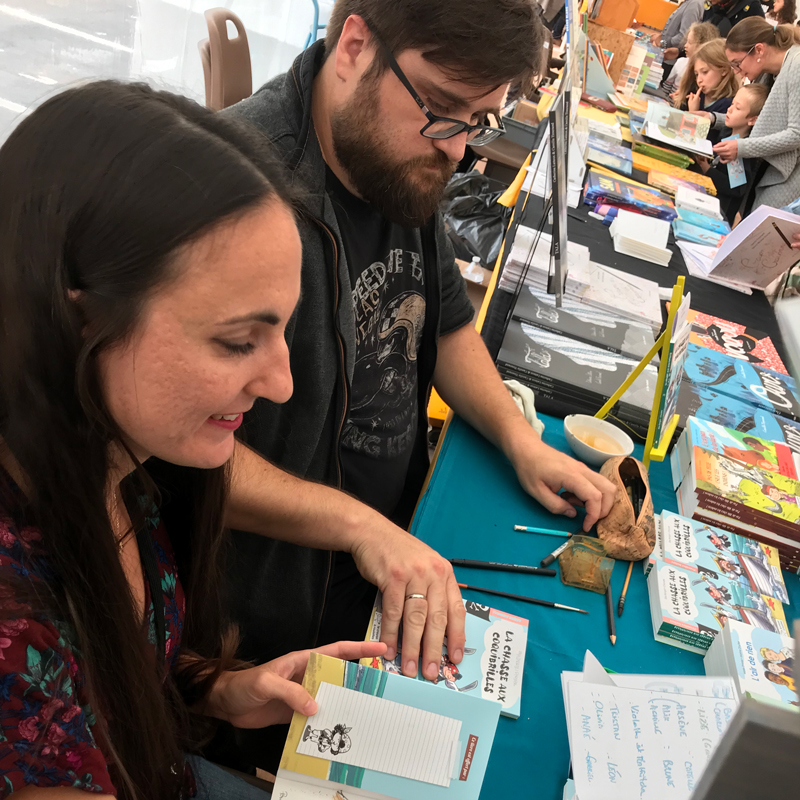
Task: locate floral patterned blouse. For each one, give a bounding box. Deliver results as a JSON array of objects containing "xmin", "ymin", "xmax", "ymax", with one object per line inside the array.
[{"xmin": 0, "ymin": 487, "xmax": 186, "ymax": 797}]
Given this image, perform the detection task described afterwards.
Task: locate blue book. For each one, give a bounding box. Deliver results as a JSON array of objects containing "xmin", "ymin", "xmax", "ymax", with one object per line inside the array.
[
  {"xmin": 676, "ymin": 207, "xmax": 732, "ymax": 235},
  {"xmin": 673, "ymin": 219, "xmax": 726, "ymax": 247},
  {"xmin": 587, "ymin": 134, "xmax": 633, "ymax": 176},
  {"xmin": 274, "ymin": 652, "xmax": 501, "ymax": 800},
  {"xmin": 683, "ymin": 343, "xmax": 800, "ymax": 422}
]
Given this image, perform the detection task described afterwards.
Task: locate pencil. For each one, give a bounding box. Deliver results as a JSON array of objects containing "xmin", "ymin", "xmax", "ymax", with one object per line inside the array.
[
  {"xmin": 449, "ymin": 559, "xmax": 557, "ymax": 577},
  {"xmin": 540, "ymin": 534, "xmax": 575, "ymax": 567},
  {"xmin": 618, "ymin": 562, "xmax": 633, "ymax": 617},
  {"xmin": 513, "ymin": 525, "xmax": 572, "ymax": 538},
  {"xmin": 606, "ymin": 584, "xmax": 617, "ymax": 645},
  {"xmin": 457, "ymin": 582, "xmax": 588, "ymax": 614},
  {"xmin": 772, "ymin": 221, "xmax": 793, "ymax": 250}
]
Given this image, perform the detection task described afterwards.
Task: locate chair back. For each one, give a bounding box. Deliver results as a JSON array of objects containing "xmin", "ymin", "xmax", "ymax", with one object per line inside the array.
[{"xmin": 200, "ymin": 8, "xmax": 252, "ymax": 110}]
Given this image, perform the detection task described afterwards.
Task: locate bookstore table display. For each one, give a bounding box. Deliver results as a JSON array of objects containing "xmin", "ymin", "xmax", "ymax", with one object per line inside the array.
[{"xmin": 410, "ymin": 414, "xmax": 800, "ymax": 800}]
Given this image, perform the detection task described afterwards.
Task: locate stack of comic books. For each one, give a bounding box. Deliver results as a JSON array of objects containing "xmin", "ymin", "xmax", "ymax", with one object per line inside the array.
[
  {"xmin": 583, "ymin": 168, "xmax": 678, "ymax": 221},
  {"xmin": 496, "ymin": 318, "xmax": 659, "ymax": 436},
  {"xmin": 647, "ymin": 512, "xmax": 790, "ymax": 654},
  {"xmin": 360, "ymin": 594, "xmax": 529, "ymax": 719},
  {"xmin": 704, "ymin": 619, "xmax": 798, "ymax": 710},
  {"xmin": 674, "ymin": 437, "xmax": 800, "ymax": 572}
]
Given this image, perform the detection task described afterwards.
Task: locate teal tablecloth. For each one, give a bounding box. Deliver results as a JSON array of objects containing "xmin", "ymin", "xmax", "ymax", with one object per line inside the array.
[{"xmin": 410, "ymin": 414, "xmax": 800, "ymax": 800}]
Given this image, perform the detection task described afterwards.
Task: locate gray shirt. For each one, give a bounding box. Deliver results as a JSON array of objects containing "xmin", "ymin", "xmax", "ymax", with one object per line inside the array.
[{"xmin": 661, "ymin": 0, "xmax": 705, "ymax": 51}]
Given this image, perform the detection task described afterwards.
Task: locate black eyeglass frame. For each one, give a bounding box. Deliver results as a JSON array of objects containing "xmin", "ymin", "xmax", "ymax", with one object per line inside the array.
[
  {"xmin": 728, "ymin": 44, "xmax": 757, "ymax": 73},
  {"xmin": 372, "ymin": 35, "xmax": 505, "ymax": 146}
]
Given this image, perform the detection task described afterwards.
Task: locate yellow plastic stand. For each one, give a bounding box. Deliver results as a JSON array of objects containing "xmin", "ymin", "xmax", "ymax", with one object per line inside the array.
[{"xmin": 595, "ymin": 276, "xmax": 686, "ymax": 470}]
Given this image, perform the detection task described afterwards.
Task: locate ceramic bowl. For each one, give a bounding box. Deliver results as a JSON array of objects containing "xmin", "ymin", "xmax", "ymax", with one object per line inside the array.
[{"xmin": 563, "ymin": 414, "xmax": 634, "ymax": 467}]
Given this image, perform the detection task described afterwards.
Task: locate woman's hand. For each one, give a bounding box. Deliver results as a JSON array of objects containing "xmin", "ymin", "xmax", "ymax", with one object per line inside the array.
[
  {"xmin": 206, "ymin": 640, "xmax": 387, "ymax": 728},
  {"xmin": 687, "ymin": 92, "xmax": 701, "ymax": 112},
  {"xmin": 713, "ymin": 138, "xmax": 739, "ymax": 163}
]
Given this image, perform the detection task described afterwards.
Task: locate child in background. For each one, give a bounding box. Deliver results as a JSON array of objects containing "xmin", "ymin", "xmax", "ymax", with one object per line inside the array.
[
  {"xmin": 663, "ymin": 21, "xmax": 721, "ymax": 97},
  {"xmin": 696, "ymin": 84, "xmax": 769, "ymax": 223},
  {"xmin": 674, "ymin": 39, "xmax": 740, "ymax": 143}
]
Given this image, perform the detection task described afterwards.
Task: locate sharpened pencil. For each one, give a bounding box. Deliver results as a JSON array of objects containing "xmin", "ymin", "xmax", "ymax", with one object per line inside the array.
[
  {"xmin": 457, "ymin": 582, "xmax": 588, "ymax": 613},
  {"xmin": 618, "ymin": 562, "xmax": 633, "ymax": 617},
  {"xmin": 606, "ymin": 584, "xmax": 617, "ymax": 645}
]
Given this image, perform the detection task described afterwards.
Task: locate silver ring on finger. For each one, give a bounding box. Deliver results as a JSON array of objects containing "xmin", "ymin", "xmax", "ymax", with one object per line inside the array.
[{"xmin": 405, "ymin": 593, "xmax": 427, "ymax": 600}]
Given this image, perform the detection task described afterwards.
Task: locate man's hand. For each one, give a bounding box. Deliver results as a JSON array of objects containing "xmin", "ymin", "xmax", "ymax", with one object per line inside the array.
[
  {"xmin": 650, "ymin": 32, "xmax": 662, "ymax": 46},
  {"xmin": 206, "ymin": 640, "xmax": 387, "ymax": 728},
  {"xmin": 713, "ymin": 138, "xmax": 739, "ymax": 163},
  {"xmin": 507, "ymin": 435, "xmax": 617, "ymax": 532},
  {"xmin": 663, "ymin": 47, "xmax": 679, "ymax": 61},
  {"xmin": 349, "ymin": 524, "xmax": 466, "ymax": 682}
]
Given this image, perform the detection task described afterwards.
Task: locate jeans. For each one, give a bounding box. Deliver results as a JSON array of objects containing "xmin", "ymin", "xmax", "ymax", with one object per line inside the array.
[{"xmin": 186, "ymin": 755, "xmax": 272, "ymax": 800}]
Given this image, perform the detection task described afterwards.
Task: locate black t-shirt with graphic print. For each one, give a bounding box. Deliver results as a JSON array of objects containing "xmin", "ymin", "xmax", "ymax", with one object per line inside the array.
[{"xmin": 326, "ymin": 168, "xmax": 472, "ymax": 520}]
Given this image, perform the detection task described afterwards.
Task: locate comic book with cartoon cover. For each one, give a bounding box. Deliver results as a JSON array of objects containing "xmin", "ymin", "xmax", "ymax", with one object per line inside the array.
[
  {"xmin": 272, "ymin": 652, "xmax": 501, "ymax": 800},
  {"xmin": 671, "ymin": 415, "xmax": 800, "ymax": 488},
  {"xmin": 651, "ymin": 510, "xmax": 789, "ymax": 604},
  {"xmin": 360, "ymin": 594, "xmax": 528, "ymax": 719},
  {"xmin": 682, "ymin": 343, "xmax": 800, "ymax": 422},
  {"xmin": 704, "ymin": 619, "xmax": 798, "ymax": 710},
  {"xmin": 646, "ymin": 557, "xmax": 789, "ymax": 655}
]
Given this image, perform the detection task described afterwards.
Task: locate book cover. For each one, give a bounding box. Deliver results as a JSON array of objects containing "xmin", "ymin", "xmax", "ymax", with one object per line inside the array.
[
  {"xmin": 683, "ymin": 343, "xmax": 800, "ymax": 422},
  {"xmin": 274, "ymin": 652, "xmax": 500, "ymax": 800},
  {"xmin": 673, "ymin": 219, "xmax": 726, "ymax": 248},
  {"xmin": 632, "ymin": 141, "xmax": 694, "ymax": 169},
  {"xmin": 692, "ymin": 446, "xmax": 800, "ymax": 528},
  {"xmin": 676, "ymin": 416, "xmax": 799, "ymax": 482},
  {"xmin": 657, "ymin": 510, "xmax": 789, "ymax": 604},
  {"xmin": 511, "ymin": 284, "xmax": 656, "ymax": 360},
  {"xmin": 676, "ymin": 207, "xmax": 731, "ymax": 235},
  {"xmin": 679, "ymin": 309, "xmax": 788, "ymax": 374},
  {"xmin": 709, "ymin": 619, "xmax": 797, "ymax": 707},
  {"xmin": 361, "ymin": 595, "xmax": 528, "ymax": 719},
  {"xmin": 649, "ymin": 171, "xmax": 709, "ymax": 197},
  {"xmin": 644, "ymin": 103, "xmax": 712, "ymax": 140},
  {"xmin": 647, "ymin": 558, "xmax": 789, "ymax": 655},
  {"xmin": 583, "ymin": 169, "xmax": 677, "ymax": 221},
  {"xmin": 497, "ymin": 319, "xmax": 659, "ymax": 411}
]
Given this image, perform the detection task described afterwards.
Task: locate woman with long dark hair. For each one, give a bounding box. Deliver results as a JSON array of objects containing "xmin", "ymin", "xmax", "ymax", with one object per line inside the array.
[{"xmin": 0, "ymin": 81, "xmax": 383, "ymax": 799}]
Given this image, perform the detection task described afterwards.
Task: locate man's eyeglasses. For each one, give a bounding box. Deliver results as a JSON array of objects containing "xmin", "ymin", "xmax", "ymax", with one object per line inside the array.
[
  {"xmin": 729, "ymin": 45, "xmax": 756, "ymax": 72},
  {"xmin": 373, "ymin": 35, "xmax": 505, "ymax": 146}
]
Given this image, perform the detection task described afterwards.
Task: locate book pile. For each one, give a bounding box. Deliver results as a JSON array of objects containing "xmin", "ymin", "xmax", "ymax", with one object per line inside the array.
[
  {"xmin": 632, "ymin": 150, "xmax": 716, "ymax": 194},
  {"xmin": 609, "ymin": 208, "xmax": 672, "ymax": 266},
  {"xmin": 562, "ymin": 651, "xmax": 739, "ymax": 800},
  {"xmin": 583, "ymin": 168, "xmax": 677, "ymax": 221},
  {"xmin": 649, "ymin": 170, "xmax": 712, "ymax": 197},
  {"xmin": 673, "ymin": 205, "xmax": 731, "ymax": 248},
  {"xmin": 585, "ymin": 134, "xmax": 632, "ymax": 176},
  {"xmin": 632, "ymin": 140, "xmax": 694, "ymax": 169},
  {"xmin": 496, "ymin": 317, "xmax": 659, "ymax": 436},
  {"xmin": 498, "ymin": 224, "xmax": 664, "ymax": 333},
  {"xmin": 704, "ymin": 619, "xmax": 798, "ymax": 710},
  {"xmin": 647, "ymin": 510, "xmax": 790, "ymax": 654}
]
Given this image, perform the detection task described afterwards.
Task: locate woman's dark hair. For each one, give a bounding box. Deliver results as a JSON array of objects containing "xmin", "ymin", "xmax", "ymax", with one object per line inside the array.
[
  {"xmin": 770, "ymin": 0, "xmax": 797, "ymax": 25},
  {"xmin": 0, "ymin": 81, "xmax": 298, "ymax": 799},
  {"xmin": 325, "ymin": 0, "xmax": 545, "ymax": 95},
  {"xmin": 727, "ymin": 17, "xmax": 800, "ymax": 52}
]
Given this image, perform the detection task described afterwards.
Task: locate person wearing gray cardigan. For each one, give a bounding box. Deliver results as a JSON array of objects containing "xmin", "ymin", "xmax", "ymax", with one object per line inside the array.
[{"xmin": 715, "ymin": 20, "xmax": 800, "ymax": 210}]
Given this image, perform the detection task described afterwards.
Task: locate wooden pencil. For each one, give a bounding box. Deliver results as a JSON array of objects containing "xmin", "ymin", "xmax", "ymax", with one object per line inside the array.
[
  {"xmin": 606, "ymin": 584, "xmax": 617, "ymax": 645},
  {"xmin": 618, "ymin": 562, "xmax": 633, "ymax": 617}
]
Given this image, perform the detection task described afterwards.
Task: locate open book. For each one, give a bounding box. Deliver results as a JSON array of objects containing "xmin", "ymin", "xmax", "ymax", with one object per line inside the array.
[{"xmin": 643, "ymin": 102, "xmax": 713, "ymax": 158}]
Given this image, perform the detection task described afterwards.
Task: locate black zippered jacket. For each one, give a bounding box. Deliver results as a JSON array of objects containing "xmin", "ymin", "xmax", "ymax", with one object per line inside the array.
[{"xmin": 222, "ymin": 41, "xmax": 473, "ymax": 663}]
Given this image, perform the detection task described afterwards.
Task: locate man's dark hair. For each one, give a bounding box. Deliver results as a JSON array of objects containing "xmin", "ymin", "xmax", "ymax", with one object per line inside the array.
[{"xmin": 326, "ymin": 0, "xmax": 545, "ymax": 94}]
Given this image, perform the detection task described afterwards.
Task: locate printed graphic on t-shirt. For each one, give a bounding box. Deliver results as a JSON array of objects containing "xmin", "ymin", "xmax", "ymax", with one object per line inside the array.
[{"xmin": 342, "ymin": 249, "xmax": 426, "ymax": 461}]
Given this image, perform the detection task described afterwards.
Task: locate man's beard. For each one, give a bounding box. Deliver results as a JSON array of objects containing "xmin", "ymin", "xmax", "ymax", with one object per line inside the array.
[{"xmin": 330, "ymin": 78, "xmax": 458, "ymax": 228}]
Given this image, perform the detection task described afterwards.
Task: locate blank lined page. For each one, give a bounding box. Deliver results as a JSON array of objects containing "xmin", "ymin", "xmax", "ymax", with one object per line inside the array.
[{"xmin": 296, "ymin": 681, "xmax": 462, "ymax": 787}]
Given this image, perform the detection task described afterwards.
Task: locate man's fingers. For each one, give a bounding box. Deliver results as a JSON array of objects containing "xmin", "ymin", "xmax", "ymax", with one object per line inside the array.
[
  {"xmin": 399, "ymin": 593, "xmax": 428, "ymax": 678},
  {"xmin": 420, "ymin": 581, "xmax": 448, "ymax": 681},
  {"xmin": 444, "ymin": 575, "xmax": 466, "ymax": 665},
  {"xmin": 380, "ymin": 583, "xmax": 405, "ymax": 660},
  {"xmin": 532, "ymin": 484, "xmax": 579, "ymax": 518},
  {"xmin": 559, "ymin": 473, "xmax": 606, "ymax": 531}
]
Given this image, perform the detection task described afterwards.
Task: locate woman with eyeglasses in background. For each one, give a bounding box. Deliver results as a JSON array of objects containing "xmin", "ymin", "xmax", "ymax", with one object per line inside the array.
[{"xmin": 714, "ymin": 18, "xmax": 800, "ymax": 211}]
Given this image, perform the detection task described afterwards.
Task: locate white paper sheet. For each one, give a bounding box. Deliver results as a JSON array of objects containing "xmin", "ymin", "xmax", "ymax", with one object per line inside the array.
[
  {"xmin": 296, "ymin": 682, "xmax": 462, "ymax": 787},
  {"xmin": 567, "ymin": 682, "xmax": 737, "ymax": 800}
]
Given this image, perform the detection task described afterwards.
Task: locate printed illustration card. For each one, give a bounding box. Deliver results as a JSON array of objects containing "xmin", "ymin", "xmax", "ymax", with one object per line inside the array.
[
  {"xmin": 568, "ymin": 682, "xmax": 737, "ymax": 800},
  {"xmin": 277, "ymin": 653, "xmax": 500, "ymax": 800}
]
